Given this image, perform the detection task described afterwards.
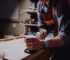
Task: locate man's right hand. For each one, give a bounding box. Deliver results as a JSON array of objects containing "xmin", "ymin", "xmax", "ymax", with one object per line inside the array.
[{"xmin": 36, "ymin": 29, "xmax": 47, "ymax": 40}]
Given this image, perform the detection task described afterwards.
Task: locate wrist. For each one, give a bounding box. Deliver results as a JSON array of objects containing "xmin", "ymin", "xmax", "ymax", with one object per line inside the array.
[
  {"xmin": 40, "ymin": 40, "xmax": 49, "ymax": 48},
  {"xmin": 44, "ymin": 40, "xmax": 49, "ymax": 47}
]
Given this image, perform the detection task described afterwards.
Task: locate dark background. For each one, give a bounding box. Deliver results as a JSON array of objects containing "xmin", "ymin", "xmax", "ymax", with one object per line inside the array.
[{"xmin": 0, "ymin": 0, "xmax": 22, "ymax": 38}]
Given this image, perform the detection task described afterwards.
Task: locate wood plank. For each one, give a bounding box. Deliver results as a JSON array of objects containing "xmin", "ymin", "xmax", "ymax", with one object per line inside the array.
[{"xmin": 22, "ymin": 48, "xmax": 51, "ymax": 60}]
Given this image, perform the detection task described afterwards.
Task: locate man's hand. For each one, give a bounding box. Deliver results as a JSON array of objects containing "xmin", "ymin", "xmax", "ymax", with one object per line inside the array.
[
  {"xmin": 36, "ymin": 29, "xmax": 47, "ymax": 40},
  {"xmin": 25, "ymin": 35, "xmax": 45, "ymax": 51}
]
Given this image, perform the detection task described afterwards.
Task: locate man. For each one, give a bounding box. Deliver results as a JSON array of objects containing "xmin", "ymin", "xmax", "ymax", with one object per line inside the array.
[
  {"xmin": 36, "ymin": 0, "xmax": 70, "ymax": 60},
  {"xmin": 37, "ymin": 0, "xmax": 49, "ymax": 27},
  {"xmin": 36, "ymin": 0, "xmax": 49, "ymax": 40},
  {"xmin": 37, "ymin": 0, "xmax": 57, "ymax": 38}
]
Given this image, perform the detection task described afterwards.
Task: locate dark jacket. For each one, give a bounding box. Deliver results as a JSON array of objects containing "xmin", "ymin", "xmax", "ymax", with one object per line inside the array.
[{"xmin": 52, "ymin": 0, "xmax": 70, "ymax": 60}]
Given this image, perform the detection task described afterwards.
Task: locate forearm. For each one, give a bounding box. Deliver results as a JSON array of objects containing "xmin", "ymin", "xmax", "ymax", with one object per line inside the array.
[
  {"xmin": 47, "ymin": 37, "xmax": 64, "ymax": 47},
  {"xmin": 40, "ymin": 37, "xmax": 64, "ymax": 47}
]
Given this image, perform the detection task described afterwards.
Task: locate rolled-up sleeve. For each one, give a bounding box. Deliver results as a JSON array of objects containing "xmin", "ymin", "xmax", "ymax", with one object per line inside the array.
[
  {"xmin": 61, "ymin": 35, "xmax": 70, "ymax": 46},
  {"xmin": 58, "ymin": 30, "xmax": 70, "ymax": 46}
]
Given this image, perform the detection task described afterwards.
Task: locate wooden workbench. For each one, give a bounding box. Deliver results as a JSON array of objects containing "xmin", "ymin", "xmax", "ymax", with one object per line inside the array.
[
  {"xmin": 22, "ymin": 48, "xmax": 52, "ymax": 60},
  {"xmin": 0, "ymin": 35, "xmax": 52, "ymax": 60}
]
